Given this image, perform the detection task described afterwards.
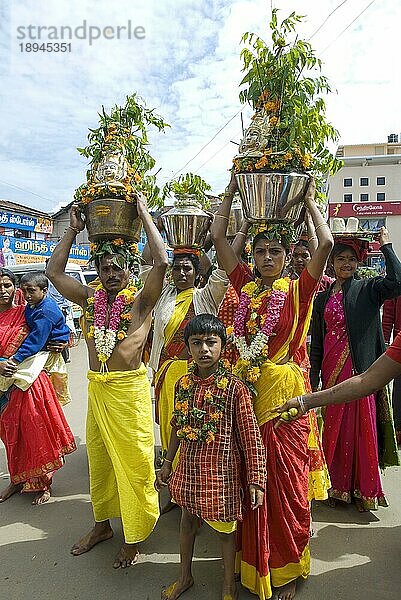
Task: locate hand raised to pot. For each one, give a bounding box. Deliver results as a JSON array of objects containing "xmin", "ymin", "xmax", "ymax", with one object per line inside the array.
[
  {"xmin": 303, "ymin": 176, "xmax": 316, "ymax": 209},
  {"xmin": 135, "ymin": 191, "xmax": 148, "ymax": 218},
  {"xmin": 379, "ymin": 226, "xmax": 391, "ymax": 247},
  {"xmin": 70, "ymin": 204, "xmax": 86, "ymax": 232},
  {"xmin": 225, "ymin": 168, "xmax": 238, "ymax": 197}
]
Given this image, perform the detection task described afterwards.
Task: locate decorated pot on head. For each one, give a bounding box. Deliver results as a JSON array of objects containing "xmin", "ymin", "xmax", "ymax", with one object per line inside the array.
[
  {"xmin": 73, "ymin": 94, "xmax": 169, "ymax": 244},
  {"xmin": 234, "ymin": 109, "xmax": 309, "ymax": 223},
  {"xmin": 160, "ymin": 194, "xmax": 212, "ymax": 249},
  {"xmin": 79, "ymin": 151, "xmax": 141, "ymax": 242}
]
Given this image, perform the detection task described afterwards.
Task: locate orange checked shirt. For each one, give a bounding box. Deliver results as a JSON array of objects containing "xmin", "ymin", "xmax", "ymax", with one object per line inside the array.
[{"xmin": 169, "ymin": 371, "xmax": 266, "ymax": 522}]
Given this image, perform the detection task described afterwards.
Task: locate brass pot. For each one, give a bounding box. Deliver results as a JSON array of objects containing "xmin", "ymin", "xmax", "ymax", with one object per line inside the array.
[
  {"xmin": 83, "ymin": 198, "xmax": 142, "ymax": 242},
  {"xmin": 160, "ymin": 195, "xmax": 212, "ymax": 249},
  {"xmin": 236, "ymin": 172, "xmax": 309, "ymax": 223}
]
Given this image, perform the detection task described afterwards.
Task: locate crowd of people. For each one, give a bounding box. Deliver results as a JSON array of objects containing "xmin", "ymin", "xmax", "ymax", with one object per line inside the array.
[{"xmin": 1, "ymin": 177, "xmax": 401, "ymax": 600}]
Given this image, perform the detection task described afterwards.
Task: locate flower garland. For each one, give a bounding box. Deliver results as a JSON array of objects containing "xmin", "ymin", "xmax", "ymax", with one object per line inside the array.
[
  {"xmin": 174, "ymin": 361, "xmax": 230, "ymax": 444},
  {"xmin": 85, "ymin": 281, "xmax": 138, "ymax": 366},
  {"xmin": 233, "ymin": 277, "xmax": 290, "ymax": 390}
]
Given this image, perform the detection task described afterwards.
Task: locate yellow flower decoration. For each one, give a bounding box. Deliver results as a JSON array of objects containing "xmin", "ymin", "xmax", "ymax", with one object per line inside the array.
[
  {"xmin": 204, "ymin": 389, "xmax": 213, "ymax": 402},
  {"xmin": 242, "ymin": 281, "xmax": 258, "ymax": 296},
  {"xmin": 272, "ymin": 277, "xmax": 290, "ymax": 293},
  {"xmin": 117, "ymin": 331, "xmax": 127, "ymax": 341},
  {"xmin": 216, "ymin": 376, "xmax": 229, "ymax": 390},
  {"xmin": 112, "ymin": 238, "xmax": 125, "ymax": 246},
  {"xmin": 180, "ymin": 375, "xmax": 191, "ymax": 390}
]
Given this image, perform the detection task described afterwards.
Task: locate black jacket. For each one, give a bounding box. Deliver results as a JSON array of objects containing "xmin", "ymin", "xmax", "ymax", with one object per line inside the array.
[{"xmin": 310, "ymin": 244, "xmax": 401, "ymax": 389}]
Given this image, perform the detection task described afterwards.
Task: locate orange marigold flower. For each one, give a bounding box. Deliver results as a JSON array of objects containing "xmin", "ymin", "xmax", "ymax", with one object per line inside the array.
[
  {"xmin": 112, "ymin": 238, "xmax": 124, "ymax": 246},
  {"xmin": 210, "ymin": 411, "xmax": 222, "ymax": 421},
  {"xmin": 269, "ymin": 116, "xmax": 279, "ymax": 126},
  {"xmin": 226, "ymin": 325, "xmax": 234, "ymax": 336},
  {"xmin": 187, "ymin": 431, "xmax": 198, "ymax": 441},
  {"xmin": 180, "ymin": 375, "xmax": 191, "ymax": 390},
  {"xmin": 246, "ymin": 319, "xmax": 258, "ymax": 334},
  {"xmin": 121, "ymin": 312, "xmax": 132, "ymax": 321},
  {"xmin": 206, "ymin": 431, "xmax": 215, "ymax": 444},
  {"xmin": 117, "ymin": 331, "xmax": 127, "ymax": 341},
  {"xmin": 134, "ymin": 173, "xmax": 142, "ymax": 183}
]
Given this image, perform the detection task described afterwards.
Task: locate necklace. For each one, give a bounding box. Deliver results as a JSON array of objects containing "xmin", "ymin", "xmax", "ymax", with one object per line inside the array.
[
  {"xmin": 174, "ymin": 361, "xmax": 230, "ymax": 444},
  {"xmin": 233, "ymin": 277, "xmax": 290, "ymax": 390},
  {"xmin": 85, "ymin": 282, "xmax": 138, "ymax": 367}
]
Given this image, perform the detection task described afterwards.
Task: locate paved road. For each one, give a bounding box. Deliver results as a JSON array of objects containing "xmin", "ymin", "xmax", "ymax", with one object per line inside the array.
[{"xmin": 1, "ymin": 341, "xmax": 400, "ymax": 599}]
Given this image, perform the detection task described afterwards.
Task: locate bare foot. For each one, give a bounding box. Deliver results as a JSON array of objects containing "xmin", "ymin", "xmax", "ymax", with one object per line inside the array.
[
  {"xmin": 32, "ymin": 489, "xmax": 51, "ymax": 505},
  {"xmin": 71, "ymin": 523, "xmax": 113, "ymax": 556},
  {"xmin": 113, "ymin": 543, "xmax": 139, "ymax": 569},
  {"xmin": 161, "ymin": 577, "xmax": 194, "ymax": 600},
  {"xmin": 274, "ymin": 580, "xmax": 296, "ymax": 600},
  {"xmin": 161, "ymin": 500, "xmax": 178, "ymax": 515},
  {"xmin": 0, "ymin": 482, "xmax": 23, "ymax": 502}
]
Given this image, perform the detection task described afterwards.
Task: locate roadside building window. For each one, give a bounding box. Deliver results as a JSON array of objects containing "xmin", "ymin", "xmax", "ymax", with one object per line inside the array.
[
  {"xmin": 360, "ymin": 193, "xmax": 369, "ymax": 202},
  {"xmin": 360, "ymin": 177, "xmax": 369, "ymax": 186},
  {"xmin": 344, "ymin": 194, "xmax": 353, "ymax": 203},
  {"xmin": 377, "ymin": 177, "xmax": 385, "ymax": 185},
  {"xmin": 343, "ymin": 178, "xmax": 352, "ymax": 187},
  {"xmin": 377, "ymin": 192, "xmax": 385, "ymax": 201}
]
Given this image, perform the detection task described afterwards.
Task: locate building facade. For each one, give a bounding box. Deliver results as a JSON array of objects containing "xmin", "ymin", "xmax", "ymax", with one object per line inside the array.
[
  {"xmin": 0, "ymin": 199, "xmax": 89, "ymax": 266},
  {"xmin": 328, "ymin": 134, "xmax": 401, "ymax": 266}
]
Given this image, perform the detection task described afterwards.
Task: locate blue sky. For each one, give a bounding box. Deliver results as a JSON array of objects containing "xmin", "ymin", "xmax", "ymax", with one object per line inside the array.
[{"xmin": 0, "ymin": 0, "xmax": 399, "ymax": 213}]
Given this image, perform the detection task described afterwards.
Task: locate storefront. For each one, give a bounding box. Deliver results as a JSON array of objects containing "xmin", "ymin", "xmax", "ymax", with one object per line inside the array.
[{"xmin": 329, "ymin": 200, "xmax": 401, "ymax": 267}]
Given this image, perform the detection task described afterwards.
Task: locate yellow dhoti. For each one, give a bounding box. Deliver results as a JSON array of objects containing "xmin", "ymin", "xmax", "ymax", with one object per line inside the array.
[{"xmin": 86, "ymin": 365, "xmax": 159, "ymax": 543}]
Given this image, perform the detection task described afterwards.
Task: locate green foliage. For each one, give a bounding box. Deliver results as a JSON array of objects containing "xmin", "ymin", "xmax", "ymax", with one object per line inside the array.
[
  {"xmin": 76, "ymin": 93, "xmax": 170, "ymax": 208},
  {"xmin": 238, "ymin": 9, "xmax": 342, "ymax": 185},
  {"xmin": 162, "ymin": 173, "xmax": 212, "ymax": 208}
]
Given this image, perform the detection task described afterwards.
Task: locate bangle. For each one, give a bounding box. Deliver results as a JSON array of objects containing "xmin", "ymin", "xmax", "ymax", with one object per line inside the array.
[
  {"xmin": 308, "ymin": 236, "xmax": 317, "ymax": 242},
  {"xmin": 215, "ymin": 214, "xmax": 229, "ymax": 221},
  {"xmin": 68, "ymin": 225, "xmax": 80, "ymax": 235},
  {"xmin": 163, "ymin": 458, "xmax": 172, "ymax": 464},
  {"xmin": 236, "ymin": 231, "xmax": 247, "ymax": 237},
  {"xmin": 297, "ymin": 395, "xmax": 307, "ymax": 413},
  {"xmin": 315, "ymin": 222, "xmax": 329, "ymax": 232}
]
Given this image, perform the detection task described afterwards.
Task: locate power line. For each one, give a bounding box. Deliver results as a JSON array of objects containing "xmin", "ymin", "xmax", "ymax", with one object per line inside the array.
[
  {"xmin": 195, "ymin": 130, "xmax": 242, "ymax": 174},
  {"xmin": 0, "ymin": 178, "xmax": 55, "ymax": 207},
  {"xmin": 170, "ymin": 108, "xmax": 243, "ymax": 179},
  {"xmin": 320, "ymin": 0, "xmax": 377, "ymax": 54},
  {"xmin": 308, "ymin": 0, "xmax": 350, "ymax": 40}
]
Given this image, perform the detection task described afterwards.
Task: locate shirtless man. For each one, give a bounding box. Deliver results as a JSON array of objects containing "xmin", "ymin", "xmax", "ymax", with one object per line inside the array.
[{"xmin": 46, "ymin": 193, "xmax": 168, "ymax": 568}]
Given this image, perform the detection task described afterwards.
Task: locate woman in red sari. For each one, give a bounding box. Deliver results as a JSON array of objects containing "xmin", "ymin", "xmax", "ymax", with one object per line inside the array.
[
  {"xmin": 0, "ymin": 269, "xmax": 76, "ymax": 504},
  {"xmin": 211, "ymin": 175, "xmax": 333, "ymax": 600}
]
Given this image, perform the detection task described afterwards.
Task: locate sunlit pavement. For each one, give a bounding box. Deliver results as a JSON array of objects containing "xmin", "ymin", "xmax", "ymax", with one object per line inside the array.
[{"xmin": 1, "ymin": 341, "xmax": 400, "ymax": 599}]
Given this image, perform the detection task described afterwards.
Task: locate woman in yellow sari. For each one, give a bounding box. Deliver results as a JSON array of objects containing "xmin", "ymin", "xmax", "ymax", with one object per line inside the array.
[{"xmin": 211, "ymin": 175, "xmax": 333, "ymax": 600}]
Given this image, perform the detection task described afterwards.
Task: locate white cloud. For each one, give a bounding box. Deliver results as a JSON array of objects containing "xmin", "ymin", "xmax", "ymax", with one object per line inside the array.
[{"xmin": 0, "ymin": 0, "xmax": 400, "ymax": 211}]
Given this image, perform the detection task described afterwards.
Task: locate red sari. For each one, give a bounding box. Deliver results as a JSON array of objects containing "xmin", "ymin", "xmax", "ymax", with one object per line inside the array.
[
  {"xmin": 0, "ymin": 305, "xmax": 76, "ymax": 492},
  {"xmin": 321, "ymin": 291, "xmax": 386, "ymax": 509},
  {"xmin": 230, "ymin": 263, "xmax": 318, "ymax": 599}
]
